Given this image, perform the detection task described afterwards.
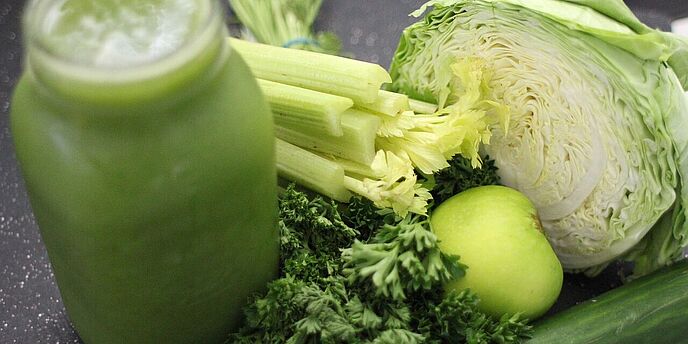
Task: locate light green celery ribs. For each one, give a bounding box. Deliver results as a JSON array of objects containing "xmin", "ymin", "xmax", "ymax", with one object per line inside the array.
[{"xmin": 390, "ymin": 0, "xmax": 688, "ymax": 276}]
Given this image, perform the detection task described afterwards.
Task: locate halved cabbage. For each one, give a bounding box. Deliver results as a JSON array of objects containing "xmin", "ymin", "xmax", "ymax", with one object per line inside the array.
[{"xmin": 390, "ymin": 0, "xmax": 688, "ymax": 276}]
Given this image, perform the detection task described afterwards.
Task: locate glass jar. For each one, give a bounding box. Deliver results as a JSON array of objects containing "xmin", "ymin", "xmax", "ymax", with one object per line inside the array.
[{"xmin": 11, "ymin": 0, "xmax": 278, "ymax": 343}]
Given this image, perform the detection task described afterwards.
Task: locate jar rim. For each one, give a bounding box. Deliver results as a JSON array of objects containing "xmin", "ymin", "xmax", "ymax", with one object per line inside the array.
[{"xmin": 23, "ymin": 0, "xmax": 224, "ymax": 84}]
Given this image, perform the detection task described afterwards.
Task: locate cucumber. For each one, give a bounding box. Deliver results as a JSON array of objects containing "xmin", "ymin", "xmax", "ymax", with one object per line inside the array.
[{"xmin": 527, "ymin": 260, "xmax": 688, "ymax": 344}]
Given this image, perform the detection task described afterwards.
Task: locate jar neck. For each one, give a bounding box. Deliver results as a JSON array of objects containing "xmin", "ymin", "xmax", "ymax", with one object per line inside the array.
[{"xmin": 23, "ymin": 0, "xmax": 230, "ymax": 109}]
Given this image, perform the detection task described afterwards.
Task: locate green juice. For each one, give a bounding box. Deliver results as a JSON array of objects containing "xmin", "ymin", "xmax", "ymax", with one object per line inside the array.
[{"xmin": 11, "ymin": 0, "xmax": 279, "ymax": 343}]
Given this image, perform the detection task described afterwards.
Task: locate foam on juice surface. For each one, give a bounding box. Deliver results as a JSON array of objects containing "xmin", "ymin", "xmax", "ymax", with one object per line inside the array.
[{"xmin": 38, "ymin": 0, "xmax": 203, "ymax": 68}]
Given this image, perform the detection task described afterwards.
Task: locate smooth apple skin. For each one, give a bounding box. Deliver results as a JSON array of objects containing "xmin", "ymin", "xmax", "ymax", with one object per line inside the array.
[{"xmin": 431, "ymin": 185, "xmax": 563, "ymax": 320}]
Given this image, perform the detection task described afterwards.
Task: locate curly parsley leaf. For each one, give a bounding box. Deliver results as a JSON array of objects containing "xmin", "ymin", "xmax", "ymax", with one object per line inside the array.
[
  {"xmin": 342, "ymin": 215, "xmax": 466, "ymax": 301},
  {"xmin": 412, "ymin": 289, "xmax": 533, "ymax": 344},
  {"xmin": 279, "ymin": 185, "xmax": 358, "ymax": 283},
  {"xmin": 430, "ymin": 155, "xmax": 500, "ymax": 206},
  {"xmin": 342, "ymin": 196, "xmax": 396, "ymax": 242}
]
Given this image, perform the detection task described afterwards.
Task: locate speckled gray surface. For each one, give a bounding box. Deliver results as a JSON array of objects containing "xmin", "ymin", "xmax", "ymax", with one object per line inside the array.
[
  {"xmin": 315, "ymin": 0, "xmax": 422, "ymax": 67},
  {"xmin": 0, "ymin": 0, "xmax": 684, "ymax": 343},
  {"xmin": 0, "ymin": 1, "xmax": 80, "ymax": 343}
]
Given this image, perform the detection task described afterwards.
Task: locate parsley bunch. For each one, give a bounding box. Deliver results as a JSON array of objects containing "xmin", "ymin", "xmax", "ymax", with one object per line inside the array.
[{"xmin": 228, "ymin": 185, "xmax": 531, "ymax": 343}]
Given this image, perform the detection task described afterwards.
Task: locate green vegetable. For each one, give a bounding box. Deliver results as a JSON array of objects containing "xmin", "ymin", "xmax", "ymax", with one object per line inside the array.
[
  {"xmin": 340, "ymin": 150, "xmax": 433, "ymax": 217},
  {"xmin": 276, "ymin": 108, "xmax": 381, "ymax": 165},
  {"xmin": 408, "ymin": 98, "xmax": 438, "ymax": 115},
  {"xmin": 275, "ymin": 138, "xmax": 352, "ymax": 203},
  {"xmin": 233, "ymin": 39, "xmax": 509, "ymax": 217},
  {"xmin": 277, "ymin": 184, "xmax": 358, "ymax": 283},
  {"xmin": 275, "ymin": 136, "xmax": 433, "ymax": 216},
  {"xmin": 228, "ymin": 186, "xmax": 533, "ymax": 343},
  {"xmin": 527, "ymin": 259, "xmax": 688, "ymax": 343},
  {"xmin": 413, "ymin": 289, "xmax": 534, "ymax": 344},
  {"xmin": 390, "ymin": 0, "xmax": 688, "ymax": 277},
  {"xmin": 342, "ymin": 215, "xmax": 466, "ymax": 301},
  {"xmin": 262, "ymin": 79, "xmax": 352, "ymax": 136},
  {"xmin": 378, "ymin": 58, "xmax": 510, "ymax": 175},
  {"xmin": 229, "ymin": 0, "xmax": 341, "ymax": 55},
  {"xmin": 230, "ymin": 38, "xmax": 390, "ymax": 104},
  {"xmin": 356, "ymin": 90, "xmax": 411, "ymax": 117},
  {"xmin": 429, "ymin": 155, "xmax": 501, "ymax": 206},
  {"xmin": 341, "ymin": 196, "xmax": 395, "ymax": 242}
]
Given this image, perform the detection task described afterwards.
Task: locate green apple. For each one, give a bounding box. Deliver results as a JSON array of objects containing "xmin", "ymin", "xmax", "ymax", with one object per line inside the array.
[{"xmin": 430, "ymin": 185, "xmax": 562, "ymax": 320}]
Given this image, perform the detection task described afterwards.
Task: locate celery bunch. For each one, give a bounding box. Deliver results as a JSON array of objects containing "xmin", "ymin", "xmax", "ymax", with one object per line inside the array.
[
  {"xmin": 230, "ymin": 39, "xmax": 509, "ymax": 216},
  {"xmin": 229, "ymin": 0, "xmax": 341, "ymax": 55}
]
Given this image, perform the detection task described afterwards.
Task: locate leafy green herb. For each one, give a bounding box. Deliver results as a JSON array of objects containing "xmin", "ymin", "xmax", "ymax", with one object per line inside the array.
[
  {"xmin": 228, "ymin": 186, "xmax": 532, "ymax": 343},
  {"xmin": 229, "ymin": 276, "xmax": 354, "ymax": 343},
  {"xmin": 411, "ymin": 289, "xmax": 532, "ymax": 344},
  {"xmin": 430, "ymin": 155, "xmax": 500, "ymax": 206},
  {"xmin": 341, "ymin": 196, "xmax": 395, "ymax": 242},
  {"xmin": 342, "ymin": 215, "xmax": 466, "ymax": 301},
  {"xmin": 278, "ymin": 184, "xmax": 358, "ymax": 283}
]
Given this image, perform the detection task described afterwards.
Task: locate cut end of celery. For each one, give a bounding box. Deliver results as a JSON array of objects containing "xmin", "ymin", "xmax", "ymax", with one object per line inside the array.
[
  {"xmin": 276, "ymin": 138, "xmax": 352, "ymax": 202},
  {"xmin": 409, "ymin": 98, "xmax": 438, "ymax": 114},
  {"xmin": 356, "ymin": 90, "xmax": 410, "ymax": 116},
  {"xmin": 276, "ymin": 108, "xmax": 380, "ymax": 166},
  {"xmin": 259, "ymin": 79, "xmax": 352, "ymax": 136}
]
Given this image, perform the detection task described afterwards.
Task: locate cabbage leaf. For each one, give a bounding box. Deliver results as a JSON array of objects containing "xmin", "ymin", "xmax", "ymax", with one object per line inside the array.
[{"xmin": 391, "ymin": 0, "xmax": 688, "ymax": 276}]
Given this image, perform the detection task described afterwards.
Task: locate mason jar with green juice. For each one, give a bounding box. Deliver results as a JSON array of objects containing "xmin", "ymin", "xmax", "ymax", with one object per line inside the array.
[{"xmin": 10, "ymin": 0, "xmax": 279, "ymax": 343}]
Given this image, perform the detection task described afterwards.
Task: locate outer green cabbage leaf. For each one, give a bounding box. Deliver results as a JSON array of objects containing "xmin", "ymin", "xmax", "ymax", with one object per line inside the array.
[
  {"xmin": 391, "ymin": 0, "xmax": 688, "ymax": 275},
  {"xmin": 412, "ymin": 0, "xmax": 688, "ymax": 89},
  {"xmin": 561, "ymin": 0, "xmax": 688, "ymax": 88}
]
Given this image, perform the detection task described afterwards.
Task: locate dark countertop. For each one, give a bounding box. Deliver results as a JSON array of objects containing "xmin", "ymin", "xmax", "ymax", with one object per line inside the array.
[{"xmin": 0, "ymin": 1, "xmax": 684, "ymax": 343}]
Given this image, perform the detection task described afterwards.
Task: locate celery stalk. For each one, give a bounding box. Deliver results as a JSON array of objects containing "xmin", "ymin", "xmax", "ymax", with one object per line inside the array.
[
  {"xmin": 355, "ymin": 90, "xmax": 410, "ymax": 116},
  {"xmin": 408, "ymin": 98, "xmax": 438, "ymax": 114},
  {"xmin": 275, "ymin": 138, "xmax": 352, "ymax": 202},
  {"xmin": 275, "ymin": 108, "xmax": 381, "ymax": 165},
  {"xmin": 333, "ymin": 158, "xmax": 375, "ymax": 179},
  {"xmin": 229, "ymin": 0, "xmax": 341, "ymax": 55},
  {"xmin": 229, "ymin": 0, "xmax": 322, "ymax": 47},
  {"xmin": 229, "ymin": 38, "xmax": 391, "ymax": 104},
  {"xmin": 343, "ymin": 176, "xmax": 371, "ymax": 201},
  {"xmin": 260, "ymin": 79, "xmax": 352, "ymax": 136}
]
